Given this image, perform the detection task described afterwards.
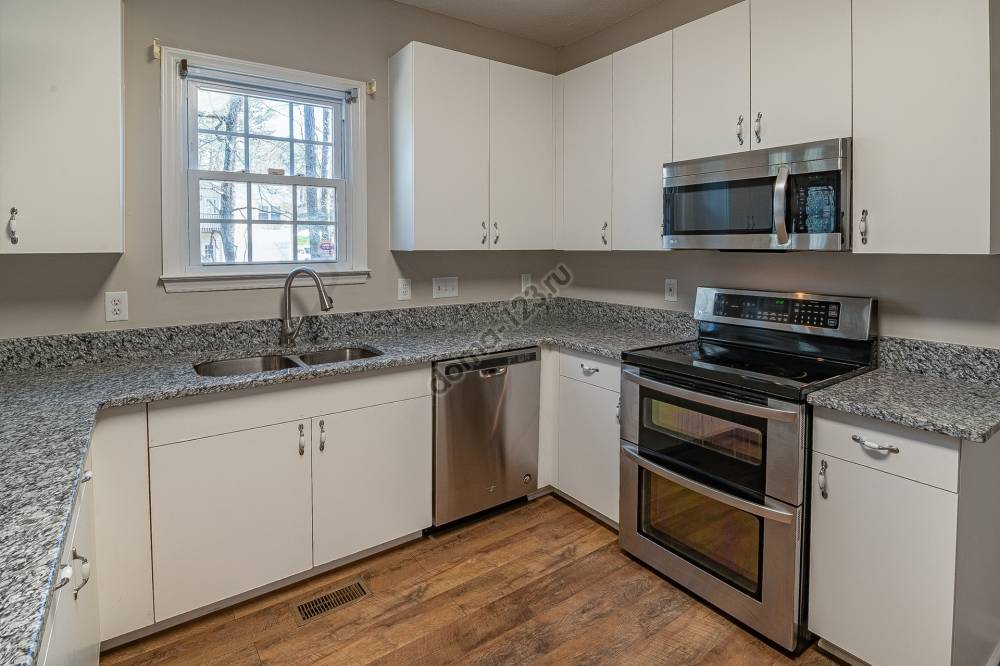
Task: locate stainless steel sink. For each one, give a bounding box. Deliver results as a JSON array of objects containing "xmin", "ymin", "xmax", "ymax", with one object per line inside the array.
[
  {"xmin": 298, "ymin": 347, "xmax": 380, "ymax": 365},
  {"xmin": 193, "ymin": 347, "xmax": 381, "ymax": 376},
  {"xmin": 193, "ymin": 355, "xmax": 302, "ymax": 377}
]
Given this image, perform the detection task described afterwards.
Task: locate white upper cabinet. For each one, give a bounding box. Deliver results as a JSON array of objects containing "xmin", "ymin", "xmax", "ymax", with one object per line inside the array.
[
  {"xmin": 0, "ymin": 0, "xmax": 123, "ymax": 254},
  {"xmin": 558, "ymin": 55, "xmax": 613, "ymax": 250},
  {"xmin": 852, "ymin": 0, "xmax": 993, "ymax": 254},
  {"xmin": 612, "ymin": 32, "xmax": 672, "ymax": 251},
  {"xmin": 490, "ymin": 61, "xmax": 554, "ymax": 250},
  {"xmin": 672, "ymin": 2, "xmax": 750, "ymax": 162},
  {"xmin": 391, "ymin": 43, "xmax": 490, "ymax": 250},
  {"xmin": 749, "ymin": 0, "xmax": 851, "ymax": 149}
]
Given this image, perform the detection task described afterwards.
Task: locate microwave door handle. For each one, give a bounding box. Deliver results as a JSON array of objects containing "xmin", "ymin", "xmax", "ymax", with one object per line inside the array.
[
  {"xmin": 621, "ymin": 367, "xmax": 798, "ymax": 422},
  {"xmin": 621, "ymin": 443, "xmax": 795, "ymax": 524},
  {"xmin": 773, "ymin": 165, "xmax": 790, "ymax": 246}
]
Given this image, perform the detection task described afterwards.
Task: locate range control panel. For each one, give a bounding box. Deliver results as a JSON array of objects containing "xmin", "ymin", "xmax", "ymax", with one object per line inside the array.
[{"xmin": 713, "ymin": 293, "xmax": 841, "ymax": 329}]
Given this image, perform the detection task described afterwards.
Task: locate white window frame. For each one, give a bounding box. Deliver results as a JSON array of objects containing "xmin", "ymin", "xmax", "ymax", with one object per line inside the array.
[{"xmin": 160, "ymin": 47, "xmax": 368, "ymax": 292}]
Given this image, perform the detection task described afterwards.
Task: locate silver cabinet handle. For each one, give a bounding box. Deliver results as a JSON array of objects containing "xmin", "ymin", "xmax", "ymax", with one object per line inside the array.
[
  {"xmin": 298, "ymin": 423, "xmax": 305, "ymax": 456},
  {"xmin": 53, "ymin": 564, "xmax": 73, "ymax": 591},
  {"xmin": 773, "ymin": 165, "xmax": 790, "ymax": 246},
  {"xmin": 580, "ymin": 363, "xmax": 600, "ymax": 375},
  {"xmin": 859, "ymin": 209, "xmax": 869, "ymax": 245},
  {"xmin": 7, "ymin": 207, "xmax": 18, "ymax": 245},
  {"xmin": 481, "ymin": 221, "xmax": 487, "ymax": 246},
  {"xmin": 493, "ymin": 221, "xmax": 500, "ymax": 245},
  {"xmin": 754, "ymin": 112, "xmax": 762, "ymax": 144},
  {"xmin": 736, "ymin": 114, "xmax": 744, "ymax": 146},
  {"xmin": 601, "ymin": 222, "xmax": 608, "ymax": 246},
  {"xmin": 72, "ymin": 548, "xmax": 91, "ymax": 599},
  {"xmin": 318, "ymin": 420, "xmax": 326, "ymax": 452},
  {"xmin": 818, "ymin": 459, "xmax": 828, "ymax": 499},
  {"xmin": 616, "ymin": 396, "xmax": 621, "ymax": 424},
  {"xmin": 852, "ymin": 434, "xmax": 899, "ymax": 454},
  {"xmin": 80, "ymin": 470, "xmax": 93, "ymax": 484}
]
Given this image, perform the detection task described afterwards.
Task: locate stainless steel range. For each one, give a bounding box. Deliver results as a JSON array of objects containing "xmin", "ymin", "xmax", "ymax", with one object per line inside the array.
[{"xmin": 618, "ymin": 287, "xmax": 877, "ymax": 652}]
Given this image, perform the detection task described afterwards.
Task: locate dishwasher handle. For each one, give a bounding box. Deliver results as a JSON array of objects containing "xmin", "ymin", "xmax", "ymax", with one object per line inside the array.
[{"xmin": 479, "ymin": 367, "xmax": 508, "ymax": 379}]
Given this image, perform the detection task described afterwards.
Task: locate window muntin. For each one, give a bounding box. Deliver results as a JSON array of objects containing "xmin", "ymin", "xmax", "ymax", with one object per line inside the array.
[{"xmin": 188, "ymin": 82, "xmax": 344, "ymax": 267}]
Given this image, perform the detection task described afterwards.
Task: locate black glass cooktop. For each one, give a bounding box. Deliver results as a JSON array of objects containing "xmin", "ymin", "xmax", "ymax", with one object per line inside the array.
[{"xmin": 622, "ymin": 338, "xmax": 871, "ymax": 401}]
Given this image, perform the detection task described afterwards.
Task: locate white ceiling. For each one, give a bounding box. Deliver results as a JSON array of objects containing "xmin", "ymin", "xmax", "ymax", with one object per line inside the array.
[{"xmin": 393, "ymin": 0, "xmax": 665, "ymax": 47}]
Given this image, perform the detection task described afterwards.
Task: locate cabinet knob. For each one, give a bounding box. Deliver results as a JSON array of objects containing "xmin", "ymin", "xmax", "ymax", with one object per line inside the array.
[
  {"xmin": 72, "ymin": 548, "xmax": 91, "ymax": 599},
  {"xmin": 7, "ymin": 207, "xmax": 18, "ymax": 245},
  {"xmin": 319, "ymin": 420, "xmax": 326, "ymax": 452},
  {"xmin": 298, "ymin": 423, "xmax": 305, "ymax": 456},
  {"xmin": 754, "ymin": 112, "xmax": 762, "ymax": 144},
  {"xmin": 736, "ymin": 115, "xmax": 745, "ymax": 146},
  {"xmin": 859, "ymin": 209, "xmax": 869, "ymax": 245}
]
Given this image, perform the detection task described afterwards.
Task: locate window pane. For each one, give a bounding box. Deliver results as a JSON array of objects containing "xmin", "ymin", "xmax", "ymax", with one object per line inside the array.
[
  {"xmin": 199, "ymin": 180, "xmax": 248, "ymax": 220},
  {"xmin": 248, "ymin": 138, "xmax": 291, "ymax": 174},
  {"xmin": 295, "ymin": 186, "xmax": 335, "ymax": 222},
  {"xmin": 293, "ymin": 143, "xmax": 334, "ymax": 179},
  {"xmin": 251, "ymin": 224, "xmax": 294, "ymax": 262},
  {"xmin": 248, "ymin": 97, "xmax": 290, "ymax": 138},
  {"xmin": 251, "ymin": 183, "xmax": 293, "ymax": 221},
  {"xmin": 198, "ymin": 133, "xmax": 246, "ymax": 172},
  {"xmin": 197, "ymin": 90, "xmax": 244, "ymax": 133},
  {"xmin": 200, "ymin": 223, "xmax": 248, "ymax": 264},
  {"xmin": 297, "ymin": 225, "xmax": 336, "ymax": 261},
  {"xmin": 293, "ymin": 103, "xmax": 333, "ymax": 142}
]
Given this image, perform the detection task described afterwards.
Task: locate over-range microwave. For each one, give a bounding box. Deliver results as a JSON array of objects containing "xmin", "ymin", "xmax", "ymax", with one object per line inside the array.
[{"xmin": 662, "ymin": 138, "xmax": 851, "ymax": 251}]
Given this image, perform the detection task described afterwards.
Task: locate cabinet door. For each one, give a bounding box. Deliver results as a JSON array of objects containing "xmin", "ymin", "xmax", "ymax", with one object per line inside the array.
[
  {"xmin": 852, "ymin": 0, "xmax": 990, "ymax": 253},
  {"xmin": 37, "ymin": 471, "xmax": 100, "ymax": 666},
  {"xmin": 557, "ymin": 377, "xmax": 620, "ymax": 522},
  {"xmin": 612, "ymin": 32, "xmax": 672, "ymax": 251},
  {"xmin": 149, "ymin": 421, "xmax": 312, "ymax": 620},
  {"xmin": 490, "ymin": 62, "xmax": 554, "ymax": 250},
  {"xmin": 672, "ymin": 2, "xmax": 750, "ymax": 161},
  {"xmin": 749, "ymin": 0, "xmax": 851, "ymax": 149},
  {"xmin": 809, "ymin": 454, "xmax": 957, "ymax": 665},
  {"xmin": 558, "ymin": 56, "xmax": 612, "ymax": 250},
  {"xmin": 312, "ymin": 396, "xmax": 432, "ymax": 566},
  {"xmin": 412, "ymin": 43, "xmax": 490, "ymax": 250},
  {"xmin": 0, "ymin": 0, "xmax": 122, "ymax": 254}
]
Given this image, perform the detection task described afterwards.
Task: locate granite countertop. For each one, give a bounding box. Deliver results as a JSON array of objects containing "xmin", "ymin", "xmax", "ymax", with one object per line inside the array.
[
  {"xmin": 0, "ymin": 302, "xmax": 694, "ymax": 666},
  {"xmin": 809, "ymin": 368, "xmax": 1000, "ymax": 443}
]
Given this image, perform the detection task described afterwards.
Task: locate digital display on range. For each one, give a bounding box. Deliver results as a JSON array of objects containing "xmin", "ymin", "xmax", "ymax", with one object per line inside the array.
[{"xmin": 713, "ymin": 294, "xmax": 840, "ymax": 329}]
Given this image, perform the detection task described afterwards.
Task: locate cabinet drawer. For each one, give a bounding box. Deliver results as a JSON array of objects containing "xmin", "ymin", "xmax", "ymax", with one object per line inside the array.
[
  {"xmin": 559, "ymin": 350, "xmax": 620, "ymax": 392},
  {"xmin": 813, "ymin": 407, "xmax": 959, "ymax": 492}
]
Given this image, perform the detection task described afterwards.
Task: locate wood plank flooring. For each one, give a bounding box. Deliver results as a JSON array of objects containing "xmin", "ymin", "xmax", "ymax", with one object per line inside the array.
[{"xmin": 101, "ymin": 496, "xmax": 834, "ymax": 665}]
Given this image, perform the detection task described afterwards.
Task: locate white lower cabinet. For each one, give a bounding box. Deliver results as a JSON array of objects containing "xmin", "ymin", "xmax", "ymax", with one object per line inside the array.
[
  {"xmin": 37, "ymin": 462, "xmax": 100, "ymax": 665},
  {"xmin": 149, "ymin": 421, "xmax": 314, "ymax": 620},
  {"xmin": 557, "ymin": 364, "xmax": 620, "ymax": 523},
  {"xmin": 312, "ymin": 396, "xmax": 432, "ymax": 565},
  {"xmin": 809, "ymin": 453, "xmax": 957, "ymax": 666}
]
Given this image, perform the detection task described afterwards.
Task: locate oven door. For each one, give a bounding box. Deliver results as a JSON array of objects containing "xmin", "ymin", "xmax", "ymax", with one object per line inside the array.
[
  {"xmin": 620, "ymin": 366, "xmax": 805, "ymax": 507},
  {"xmin": 619, "ymin": 442, "xmax": 804, "ymax": 651}
]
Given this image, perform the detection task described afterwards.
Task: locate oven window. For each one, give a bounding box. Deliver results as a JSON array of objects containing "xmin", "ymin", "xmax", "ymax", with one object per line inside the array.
[
  {"xmin": 648, "ymin": 400, "xmax": 763, "ymax": 466},
  {"xmin": 664, "ymin": 177, "xmax": 776, "ymax": 235},
  {"xmin": 640, "ymin": 470, "xmax": 763, "ymax": 597}
]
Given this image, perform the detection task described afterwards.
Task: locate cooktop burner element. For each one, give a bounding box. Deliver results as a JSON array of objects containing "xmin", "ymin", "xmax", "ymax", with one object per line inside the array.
[{"xmin": 622, "ymin": 288, "xmax": 877, "ymax": 401}]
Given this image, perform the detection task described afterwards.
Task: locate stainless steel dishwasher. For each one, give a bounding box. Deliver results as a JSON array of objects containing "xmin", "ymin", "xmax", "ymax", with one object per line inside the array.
[{"xmin": 433, "ymin": 347, "xmax": 540, "ymax": 526}]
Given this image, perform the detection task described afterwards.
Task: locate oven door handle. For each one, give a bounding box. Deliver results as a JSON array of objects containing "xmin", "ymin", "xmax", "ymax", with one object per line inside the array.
[
  {"xmin": 622, "ymin": 443, "xmax": 795, "ymax": 524},
  {"xmin": 621, "ymin": 367, "xmax": 798, "ymax": 422}
]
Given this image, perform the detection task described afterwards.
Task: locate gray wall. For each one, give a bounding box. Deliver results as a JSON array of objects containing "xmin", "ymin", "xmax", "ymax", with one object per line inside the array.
[{"xmin": 0, "ymin": 0, "xmax": 559, "ymax": 339}]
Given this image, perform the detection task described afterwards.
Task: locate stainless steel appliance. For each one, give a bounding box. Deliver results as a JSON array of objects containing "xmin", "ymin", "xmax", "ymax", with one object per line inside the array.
[
  {"xmin": 619, "ymin": 288, "xmax": 876, "ymax": 651},
  {"xmin": 433, "ymin": 348, "xmax": 540, "ymax": 526},
  {"xmin": 663, "ymin": 138, "xmax": 851, "ymax": 251}
]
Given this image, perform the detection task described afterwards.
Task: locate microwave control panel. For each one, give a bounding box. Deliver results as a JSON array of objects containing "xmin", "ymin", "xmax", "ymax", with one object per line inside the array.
[{"xmin": 713, "ymin": 293, "xmax": 841, "ymax": 329}]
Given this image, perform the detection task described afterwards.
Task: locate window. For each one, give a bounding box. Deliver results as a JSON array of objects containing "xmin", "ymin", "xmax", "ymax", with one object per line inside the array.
[{"xmin": 161, "ymin": 49, "xmax": 368, "ymax": 291}]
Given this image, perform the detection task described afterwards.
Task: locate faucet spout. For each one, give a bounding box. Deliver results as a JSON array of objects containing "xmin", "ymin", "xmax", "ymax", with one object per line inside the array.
[{"xmin": 280, "ymin": 267, "xmax": 334, "ymax": 347}]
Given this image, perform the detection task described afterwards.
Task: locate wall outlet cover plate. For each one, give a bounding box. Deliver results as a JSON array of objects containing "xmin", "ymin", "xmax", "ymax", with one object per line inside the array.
[
  {"xmin": 432, "ymin": 277, "xmax": 458, "ymax": 299},
  {"xmin": 105, "ymin": 291, "xmax": 129, "ymax": 321},
  {"xmin": 397, "ymin": 277, "xmax": 412, "ymax": 301}
]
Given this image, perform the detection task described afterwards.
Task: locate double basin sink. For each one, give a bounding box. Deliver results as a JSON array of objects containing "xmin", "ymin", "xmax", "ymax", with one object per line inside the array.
[{"xmin": 194, "ymin": 347, "xmax": 380, "ymax": 377}]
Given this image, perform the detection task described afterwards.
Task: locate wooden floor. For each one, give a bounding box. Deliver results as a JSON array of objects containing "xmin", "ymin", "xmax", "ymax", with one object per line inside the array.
[{"xmin": 101, "ymin": 496, "xmax": 835, "ymax": 665}]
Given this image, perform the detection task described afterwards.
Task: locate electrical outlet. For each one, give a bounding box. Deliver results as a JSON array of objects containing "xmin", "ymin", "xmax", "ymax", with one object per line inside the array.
[
  {"xmin": 105, "ymin": 291, "xmax": 129, "ymax": 322},
  {"xmin": 664, "ymin": 279, "xmax": 678, "ymax": 302},
  {"xmin": 521, "ymin": 273, "xmax": 532, "ymax": 293},
  {"xmin": 397, "ymin": 277, "xmax": 412, "ymax": 301},
  {"xmin": 432, "ymin": 276, "xmax": 458, "ymax": 299}
]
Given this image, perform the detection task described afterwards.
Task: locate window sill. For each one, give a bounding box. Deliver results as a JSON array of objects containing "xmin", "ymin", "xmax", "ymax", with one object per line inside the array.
[{"xmin": 160, "ymin": 269, "xmax": 370, "ymax": 293}]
